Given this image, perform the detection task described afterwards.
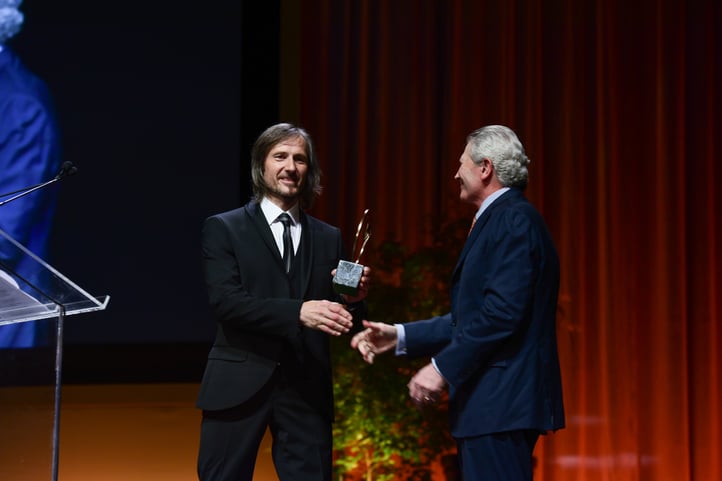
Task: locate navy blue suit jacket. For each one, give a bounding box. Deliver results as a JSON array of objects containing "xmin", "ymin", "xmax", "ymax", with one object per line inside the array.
[
  {"xmin": 404, "ymin": 188, "xmax": 565, "ymax": 438},
  {"xmin": 196, "ymin": 201, "xmax": 363, "ymax": 421}
]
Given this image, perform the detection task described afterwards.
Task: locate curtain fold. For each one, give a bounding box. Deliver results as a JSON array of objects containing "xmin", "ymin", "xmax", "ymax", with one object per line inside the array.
[{"xmin": 297, "ymin": 1, "xmax": 721, "ymax": 479}]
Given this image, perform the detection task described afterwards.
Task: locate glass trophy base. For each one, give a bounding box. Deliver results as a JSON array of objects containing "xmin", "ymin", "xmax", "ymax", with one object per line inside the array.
[{"xmin": 332, "ymin": 260, "xmax": 364, "ymax": 296}]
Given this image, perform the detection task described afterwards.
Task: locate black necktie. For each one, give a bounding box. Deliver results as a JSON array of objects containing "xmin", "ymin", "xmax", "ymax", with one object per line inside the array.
[{"xmin": 278, "ymin": 213, "xmax": 294, "ymax": 273}]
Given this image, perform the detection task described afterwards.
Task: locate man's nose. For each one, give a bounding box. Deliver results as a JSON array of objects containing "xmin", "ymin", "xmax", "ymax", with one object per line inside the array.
[{"xmin": 282, "ymin": 158, "xmax": 297, "ymax": 171}]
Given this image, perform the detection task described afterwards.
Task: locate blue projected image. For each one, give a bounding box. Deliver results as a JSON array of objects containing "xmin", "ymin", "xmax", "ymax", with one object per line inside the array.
[{"xmin": 0, "ymin": 1, "xmax": 62, "ymax": 348}]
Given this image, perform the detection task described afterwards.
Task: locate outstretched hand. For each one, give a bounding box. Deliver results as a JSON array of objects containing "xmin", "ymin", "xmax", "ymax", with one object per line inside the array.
[
  {"xmin": 300, "ymin": 300, "xmax": 353, "ymax": 336},
  {"xmin": 350, "ymin": 320, "xmax": 398, "ymax": 364}
]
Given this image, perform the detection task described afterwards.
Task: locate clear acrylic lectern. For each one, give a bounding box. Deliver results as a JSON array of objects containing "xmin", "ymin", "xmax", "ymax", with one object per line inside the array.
[{"xmin": 0, "ymin": 227, "xmax": 109, "ymax": 481}]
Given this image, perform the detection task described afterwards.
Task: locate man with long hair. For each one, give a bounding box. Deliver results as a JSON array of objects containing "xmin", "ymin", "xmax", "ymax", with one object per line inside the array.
[{"xmin": 196, "ymin": 123, "xmax": 370, "ymax": 481}]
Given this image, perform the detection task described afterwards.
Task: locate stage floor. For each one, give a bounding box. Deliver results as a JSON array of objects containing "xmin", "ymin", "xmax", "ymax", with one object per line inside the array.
[{"xmin": 0, "ymin": 383, "xmax": 279, "ymax": 481}]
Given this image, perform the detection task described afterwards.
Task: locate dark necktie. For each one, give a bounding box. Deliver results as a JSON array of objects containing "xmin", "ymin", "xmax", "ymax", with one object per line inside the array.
[{"xmin": 278, "ymin": 213, "xmax": 294, "ymax": 273}]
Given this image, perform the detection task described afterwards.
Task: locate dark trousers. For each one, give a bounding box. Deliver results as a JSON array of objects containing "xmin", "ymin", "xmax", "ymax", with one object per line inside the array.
[
  {"xmin": 456, "ymin": 430, "xmax": 540, "ymax": 481},
  {"xmin": 197, "ymin": 371, "xmax": 332, "ymax": 481}
]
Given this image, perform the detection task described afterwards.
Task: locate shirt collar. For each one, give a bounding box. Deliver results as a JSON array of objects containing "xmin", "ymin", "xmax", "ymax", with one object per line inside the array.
[
  {"xmin": 260, "ymin": 197, "xmax": 300, "ymax": 226},
  {"xmin": 474, "ymin": 187, "xmax": 510, "ymax": 220}
]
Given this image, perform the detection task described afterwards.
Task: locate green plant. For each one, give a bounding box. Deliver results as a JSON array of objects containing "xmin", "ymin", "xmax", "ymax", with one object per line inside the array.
[{"xmin": 331, "ymin": 218, "xmax": 469, "ymax": 481}]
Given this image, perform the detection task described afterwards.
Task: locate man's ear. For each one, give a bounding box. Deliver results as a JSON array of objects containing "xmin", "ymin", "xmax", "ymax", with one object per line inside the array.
[{"xmin": 480, "ymin": 158, "xmax": 493, "ymax": 179}]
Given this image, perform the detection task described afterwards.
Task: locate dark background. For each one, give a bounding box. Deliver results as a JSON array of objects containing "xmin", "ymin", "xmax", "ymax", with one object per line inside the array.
[{"xmin": 7, "ymin": 1, "xmax": 280, "ymax": 380}]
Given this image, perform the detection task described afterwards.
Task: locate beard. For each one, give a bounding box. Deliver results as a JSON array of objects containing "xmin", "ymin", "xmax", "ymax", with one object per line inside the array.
[{"xmin": 266, "ymin": 177, "xmax": 304, "ymax": 204}]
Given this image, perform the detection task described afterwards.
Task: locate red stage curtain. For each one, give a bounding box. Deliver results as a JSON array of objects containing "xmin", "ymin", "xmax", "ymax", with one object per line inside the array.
[{"xmin": 296, "ymin": 1, "xmax": 721, "ymax": 479}]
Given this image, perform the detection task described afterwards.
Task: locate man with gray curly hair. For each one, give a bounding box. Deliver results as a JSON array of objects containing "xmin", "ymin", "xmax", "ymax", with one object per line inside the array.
[
  {"xmin": 466, "ymin": 124, "xmax": 530, "ymax": 189},
  {"xmin": 0, "ymin": 0, "xmax": 63, "ymax": 347},
  {"xmin": 352, "ymin": 125, "xmax": 565, "ymax": 480}
]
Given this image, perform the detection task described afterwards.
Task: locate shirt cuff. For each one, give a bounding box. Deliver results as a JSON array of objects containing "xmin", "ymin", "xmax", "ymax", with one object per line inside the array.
[{"xmin": 394, "ymin": 324, "xmax": 407, "ymax": 355}]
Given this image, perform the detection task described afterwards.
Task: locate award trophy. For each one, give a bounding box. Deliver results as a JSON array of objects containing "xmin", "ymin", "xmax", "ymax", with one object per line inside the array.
[{"xmin": 333, "ymin": 209, "xmax": 371, "ymax": 296}]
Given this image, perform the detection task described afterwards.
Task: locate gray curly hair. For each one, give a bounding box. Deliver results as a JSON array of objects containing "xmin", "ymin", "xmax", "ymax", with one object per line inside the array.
[
  {"xmin": 0, "ymin": 0, "xmax": 23, "ymax": 45},
  {"xmin": 466, "ymin": 125, "xmax": 530, "ymax": 190}
]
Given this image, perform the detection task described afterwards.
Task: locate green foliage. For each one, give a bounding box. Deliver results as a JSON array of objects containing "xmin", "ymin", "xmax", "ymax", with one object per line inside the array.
[
  {"xmin": 332, "ymin": 342, "xmax": 440, "ymax": 480},
  {"xmin": 331, "ymin": 218, "xmax": 469, "ymax": 480}
]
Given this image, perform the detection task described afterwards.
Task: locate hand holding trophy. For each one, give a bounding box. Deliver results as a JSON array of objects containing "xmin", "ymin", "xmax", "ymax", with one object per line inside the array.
[{"xmin": 333, "ymin": 209, "xmax": 370, "ymax": 297}]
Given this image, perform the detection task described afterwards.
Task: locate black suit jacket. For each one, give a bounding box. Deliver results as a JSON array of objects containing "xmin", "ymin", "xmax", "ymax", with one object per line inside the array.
[{"xmin": 196, "ymin": 200, "xmax": 360, "ymax": 421}]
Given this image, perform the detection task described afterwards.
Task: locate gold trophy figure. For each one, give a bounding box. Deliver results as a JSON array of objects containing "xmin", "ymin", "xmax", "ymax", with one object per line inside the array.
[{"xmin": 333, "ymin": 209, "xmax": 370, "ymax": 296}]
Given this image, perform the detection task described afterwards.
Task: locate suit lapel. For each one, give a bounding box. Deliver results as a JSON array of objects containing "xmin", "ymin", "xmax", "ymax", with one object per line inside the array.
[
  {"xmin": 451, "ymin": 189, "xmax": 519, "ymax": 280},
  {"xmin": 245, "ymin": 202, "xmax": 285, "ymax": 271},
  {"xmin": 297, "ymin": 212, "xmax": 314, "ymax": 295},
  {"xmin": 243, "ymin": 203, "xmax": 319, "ymax": 298}
]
